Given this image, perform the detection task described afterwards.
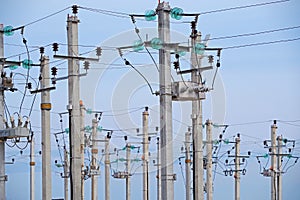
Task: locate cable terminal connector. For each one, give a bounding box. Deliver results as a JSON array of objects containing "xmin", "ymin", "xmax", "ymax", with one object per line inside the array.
[
  {"xmin": 10, "ymin": 116, "xmax": 15, "ymax": 128},
  {"xmin": 3, "ymin": 118, "xmax": 9, "ymax": 129},
  {"xmin": 18, "ymin": 115, "xmax": 22, "ymax": 127},
  {"xmin": 23, "ymin": 117, "xmax": 30, "ymax": 128}
]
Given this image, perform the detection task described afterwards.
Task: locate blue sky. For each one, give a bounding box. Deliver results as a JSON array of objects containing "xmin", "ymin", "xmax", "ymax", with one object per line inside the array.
[{"xmin": 1, "ymin": 0, "xmax": 300, "ymax": 199}]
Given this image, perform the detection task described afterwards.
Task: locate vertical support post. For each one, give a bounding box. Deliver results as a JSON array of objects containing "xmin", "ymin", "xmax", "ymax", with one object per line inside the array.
[
  {"xmin": 156, "ymin": 137, "xmax": 161, "ymax": 200},
  {"xmin": 41, "ymin": 55, "xmax": 52, "ymax": 200},
  {"xmin": 126, "ymin": 143, "xmax": 131, "ymax": 200},
  {"xmin": 80, "ymin": 101, "xmax": 85, "ymax": 200},
  {"xmin": 67, "ymin": 14, "xmax": 81, "ymax": 199},
  {"xmin": 105, "ymin": 134, "xmax": 110, "ymax": 200},
  {"xmin": 91, "ymin": 117, "xmax": 98, "ymax": 200},
  {"xmin": 30, "ymin": 137, "xmax": 35, "ymax": 200},
  {"xmin": 143, "ymin": 107, "xmax": 149, "ymax": 200},
  {"xmin": 0, "ymin": 24, "xmax": 6, "ymax": 200},
  {"xmin": 277, "ymin": 135, "xmax": 282, "ymax": 200},
  {"xmin": 157, "ymin": 2, "xmax": 174, "ymax": 200},
  {"xmin": 206, "ymin": 120, "xmax": 213, "ymax": 200},
  {"xmin": 271, "ymin": 120, "xmax": 277, "ymax": 200},
  {"xmin": 191, "ymin": 32, "xmax": 204, "ymax": 200},
  {"xmin": 185, "ymin": 129, "xmax": 191, "ymax": 200},
  {"xmin": 64, "ymin": 147, "xmax": 69, "ymax": 200},
  {"xmin": 235, "ymin": 134, "xmax": 241, "ymax": 200}
]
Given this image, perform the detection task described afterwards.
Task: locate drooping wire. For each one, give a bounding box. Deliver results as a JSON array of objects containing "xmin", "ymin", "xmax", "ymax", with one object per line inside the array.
[
  {"xmin": 18, "ymin": 28, "xmax": 31, "ymax": 115},
  {"xmin": 118, "ymin": 53, "xmax": 157, "ymax": 95},
  {"xmin": 130, "ymin": 16, "xmax": 160, "ymax": 73}
]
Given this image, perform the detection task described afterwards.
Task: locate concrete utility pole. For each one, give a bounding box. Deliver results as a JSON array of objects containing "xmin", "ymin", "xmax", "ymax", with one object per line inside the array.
[
  {"xmin": 30, "ymin": 137, "xmax": 35, "ymax": 200},
  {"xmin": 67, "ymin": 14, "xmax": 82, "ymax": 199},
  {"xmin": 64, "ymin": 147, "xmax": 69, "ymax": 200},
  {"xmin": 80, "ymin": 101, "xmax": 85, "ymax": 200},
  {"xmin": 206, "ymin": 120, "xmax": 213, "ymax": 200},
  {"xmin": 40, "ymin": 55, "xmax": 52, "ymax": 200},
  {"xmin": 157, "ymin": 2, "xmax": 174, "ymax": 200},
  {"xmin": 0, "ymin": 24, "xmax": 6, "ymax": 200},
  {"xmin": 142, "ymin": 107, "xmax": 149, "ymax": 200},
  {"xmin": 234, "ymin": 135, "xmax": 241, "ymax": 200},
  {"xmin": 277, "ymin": 135, "xmax": 282, "ymax": 200},
  {"xmin": 271, "ymin": 120, "xmax": 277, "ymax": 200},
  {"xmin": 156, "ymin": 137, "xmax": 161, "ymax": 200},
  {"xmin": 185, "ymin": 130, "xmax": 192, "ymax": 200},
  {"xmin": 105, "ymin": 134, "xmax": 110, "ymax": 200},
  {"xmin": 191, "ymin": 31, "xmax": 204, "ymax": 200},
  {"xmin": 91, "ymin": 117, "xmax": 98, "ymax": 200},
  {"xmin": 126, "ymin": 143, "xmax": 131, "ymax": 200}
]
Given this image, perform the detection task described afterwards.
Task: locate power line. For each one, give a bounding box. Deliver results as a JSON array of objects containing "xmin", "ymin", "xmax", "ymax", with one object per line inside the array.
[
  {"xmin": 78, "ymin": 6, "xmax": 130, "ymax": 19},
  {"xmin": 78, "ymin": 0, "xmax": 290, "ymax": 22},
  {"xmin": 23, "ymin": 7, "xmax": 71, "ymax": 27},
  {"xmin": 209, "ymin": 25, "xmax": 300, "ymax": 41},
  {"xmin": 223, "ymin": 37, "xmax": 300, "ymax": 50},
  {"xmin": 200, "ymin": 0, "xmax": 290, "ymax": 15}
]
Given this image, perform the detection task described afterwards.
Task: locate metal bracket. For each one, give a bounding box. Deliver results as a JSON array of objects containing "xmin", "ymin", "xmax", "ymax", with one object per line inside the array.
[{"xmin": 0, "ymin": 175, "xmax": 8, "ymax": 182}]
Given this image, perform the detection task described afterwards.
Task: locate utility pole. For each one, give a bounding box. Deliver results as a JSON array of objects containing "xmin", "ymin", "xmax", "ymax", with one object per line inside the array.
[
  {"xmin": 126, "ymin": 143, "xmax": 131, "ymax": 200},
  {"xmin": 191, "ymin": 30, "xmax": 204, "ymax": 200},
  {"xmin": 0, "ymin": 23, "xmax": 6, "ymax": 200},
  {"xmin": 80, "ymin": 101, "xmax": 85, "ymax": 200},
  {"xmin": 64, "ymin": 147, "xmax": 69, "ymax": 200},
  {"xmin": 157, "ymin": 2, "xmax": 174, "ymax": 200},
  {"xmin": 271, "ymin": 120, "xmax": 277, "ymax": 200},
  {"xmin": 234, "ymin": 134, "xmax": 241, "ymax": 200},
  {"xmin": 105, "ymin": 133, "xmax": 111, "ymax": 200},
  {"xmin": 156, "ymin": 137, "xmax": 161, "ymax": 200},
  {"xmin": 185, "ymin": 129, "xmax": 191, "ymax": 200},
  {"xmin": 40, "ymin": 55, "xmax": 52, "ymax": 200},
  {"xmin": 30, "ymin": 137, "xmax": 35, "ymax": 200},
  {"xmin": 277, "ymin": 135, "xmax": 282, "ymax": 200},
  {"xmin": 91, "ymin": 117, "xmax": 98, "ymax": 200},
  {"xmin": 206, "ymin": 120, "xmax": 213, "ymax": 200},
  {"xmin": 67, "ymin": 13, "xmax": 82, "ymax": 199},
  {"xmin": 142, "ymin": 107, "xmax": 149, "ymax": 200}
]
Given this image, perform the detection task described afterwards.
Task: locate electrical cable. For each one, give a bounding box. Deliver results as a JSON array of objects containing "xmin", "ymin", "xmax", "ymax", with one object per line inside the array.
[
  {"xmin": 4, "ymin": 97, "xmax": 11, "ymax": 119},
  {"xmin": 23, "ymin": 7, "xmax": 71, "ymax": 27},
  {"xmin": 78, "ymin": 6, "xmax": 130, "ymax": 19},
  {"xmin": 15, "ymin": 139, "xmax": 30, "ymax": 150},
  {"xmin": 18, "ymin": 30, "xmax": 31, "ymax": 115},
  {"xmin": 179, "ymin": 160, "xmax": 187, "ymax": 189},
  {"xmin": 5, "ymin": 44, "xmax": 52, "ymax": 60},
  {"xmin": 223, "ymin": 37, "xmax": 300, "ymax": 50},
  {"xmin": 79, "ymin": 0, "xmax": 290, "ymax": 22},
  {"xmin": 130, "ymin": 16, "xmax": 160, "ymax": 72},
  {"xmin": 102, "ymin": 107, "xmax": 144, "ymax": 117},
  {"xmin": 6, "ymin": 139, "xmax": 17, "ymax": 148},
  {"xmin": 209, "ymin": 25, "xmax": 300, "ymax": 41},
  {"xmin": 148, "ymin": 107, "xmax": 190, "ymax": 127},
  {"xmin": 119, "ymin": 56, "xmax": 156, "ymax": 95},
  {"xmin": 222, "ymin": 120, "xmax": 272, "ymax": 127},
  {"xmin": 200, "ymin": 0, "xmax": 290, "ymax": 15},
  {"xmin": 211, "ymin": 66, "xmax": 218, "ymax": 90},
  {"xmin": 28, "ymin": 81, "xmax": 40, "ymax": 117},
  {"xmin": 277, "ymin": 121, "xmax": 300, "ymax": 128}
]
